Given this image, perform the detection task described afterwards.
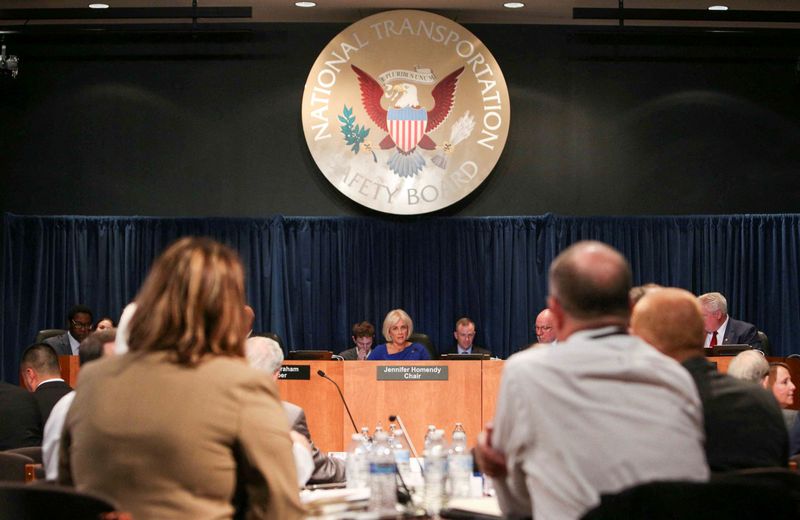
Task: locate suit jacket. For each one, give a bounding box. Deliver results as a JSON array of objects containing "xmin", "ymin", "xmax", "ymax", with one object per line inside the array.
[
  {"xmin": 60, "ymin": 352, "xmax": 305, "ymax": 520},
  {"xmin": 0, "ymin": 381, "xmax": 42, "ymax": 450},
  {"xmin": 339, "ymin": 347, "xmax": 371, "ymax": 360},
  {"xmin": 683, "ymin": 356, "xmax": 787, "ymax": 471},
  {"xmin": 443, "ymin": 344, "xmax": 492, "ymax": 356},
  {"xmin": 44, "ymin": 332, "xmax": 74, "ymax": 356},
  {"xmin": 283, "ymin": 401, "xmax": 346, "ymax": 484},
  {"xmin": 723, "ymin": 318, "xmax": 762, "ymax": 350},
  {"xmin": 33, "ymin": 379, "xmax": 73, "ymax": 425}
]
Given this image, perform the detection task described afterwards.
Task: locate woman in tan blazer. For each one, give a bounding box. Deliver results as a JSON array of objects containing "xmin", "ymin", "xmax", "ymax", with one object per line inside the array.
[{"xmin": 59, "ymin": 237, "xmax": 305, "ymax": 520}]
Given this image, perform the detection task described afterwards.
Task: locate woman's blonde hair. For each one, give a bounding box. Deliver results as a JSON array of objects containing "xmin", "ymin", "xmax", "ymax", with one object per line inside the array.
[
  {"xmin": 382, "ymin": 308, "xmax": 414, "ymax": 342},
  {"xmin": 127, "ymin": 237, "xmax": 246, "ymax": 366}
]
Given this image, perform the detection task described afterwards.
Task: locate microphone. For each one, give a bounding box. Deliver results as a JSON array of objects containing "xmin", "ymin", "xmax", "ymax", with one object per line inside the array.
[
  {"xmin": 317, "ymin": 370, "xmax": 358, "ymax": 434},
  {"xmin": 389, "ymin": 414, "xmax": 423, "ymax": 470}
]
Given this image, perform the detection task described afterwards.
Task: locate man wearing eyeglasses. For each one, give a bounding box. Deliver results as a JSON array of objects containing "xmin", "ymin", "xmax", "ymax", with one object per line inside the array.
[
  {"xmin": 534, "ymin": 308, "xmax": 558, "ymax": 345},
  {"xmin": 44, "ymin": 305, "xmax": 93, "ymax": 356}
]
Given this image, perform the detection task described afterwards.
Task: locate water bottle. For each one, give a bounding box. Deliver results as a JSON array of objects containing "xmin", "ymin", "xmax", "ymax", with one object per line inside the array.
[
  {"xmin": 346, "ymin": 433, "xmax": 369, "ymax": 489},
  {"xmin": 368, "ymin": 432, "xmax": 397, "ymax": 515},
  {"xmin": 423, "ymin": 429, "xmax": 448, "ymax": 515},
  {"xmin": 452, "ymin": 422, "xmax": 466, "ymax": 441},
  {"xmin": 390, "ymin": 427, "xmax": 412, "ymax": 482},
  {"xmin": 360, "ymin": 426, "xmax": 371, "ymax": 443},
  {"xmin": 423, "ymin": 424, "xmax": 436, "ymax": 449},
  {"xmin": 448, "ymin": 430, "xmax": 473, "ymax": 498}
]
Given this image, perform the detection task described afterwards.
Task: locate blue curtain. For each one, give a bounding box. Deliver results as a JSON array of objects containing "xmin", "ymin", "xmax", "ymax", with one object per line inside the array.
[{"xmin": 3, "ymin": 213, "xmax": 799, "ymax": 382}]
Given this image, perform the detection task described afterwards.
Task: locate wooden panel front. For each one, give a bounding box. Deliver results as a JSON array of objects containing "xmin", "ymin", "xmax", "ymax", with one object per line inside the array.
[
  {"xmin": 343, "ymin": 361, "xmax": 484, "ymax": 451},
  {"xmin": 481, "ymin": 360, "xmax": 504, "ymax": 426},
  {"xmin": 276, "ymin": 360, "xmax": 345, "ymax": 452}
]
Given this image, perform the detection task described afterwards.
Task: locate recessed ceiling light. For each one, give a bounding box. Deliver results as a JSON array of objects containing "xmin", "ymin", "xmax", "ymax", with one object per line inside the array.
[
  {"xmin": 504, "ymin": 2, "xmax": 525, "ymax": 8},
  {"xmin": 708, "ymin": 5, "xmax": 728, "ymax": 10},
  {"xmin": 88, "ymin": 3, "xmax": 109, "ymax": 8},
  {"xmin": 295, "ymin": 1, "xmax": 316, "ymax": 7}
]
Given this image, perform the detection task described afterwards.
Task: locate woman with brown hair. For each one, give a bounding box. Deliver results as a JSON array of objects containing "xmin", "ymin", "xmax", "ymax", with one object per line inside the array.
[
  {"xmin": 768, "ymin": 361, "xmax": 798, "ymax": 432},
  {"xmin": 59, "ymin": 237, "xmax": 304, "ymax": 520}
]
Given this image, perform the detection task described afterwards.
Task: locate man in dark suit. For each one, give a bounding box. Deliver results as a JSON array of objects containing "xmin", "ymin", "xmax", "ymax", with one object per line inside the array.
[
  {"xmin": 43, "ymin": 304, "xmax": 94, "ymax": 356},
  {"xmin": 697, "ymin": 292, "xmax": 762, "ymax": 350},
  {"xmin": 0, "ymin": 381, "xmax": 42, "ymax": 450},
  {"xmin": 20, "ymin": 343, "xmax": 73, "ymax": 424},
  {"xmin": 446, "ymin": 317, "xmax": 491, "ymax": 356},
  {"xmin": 633, "ymin": 287, "xmax": 787, "ymax": 471}
]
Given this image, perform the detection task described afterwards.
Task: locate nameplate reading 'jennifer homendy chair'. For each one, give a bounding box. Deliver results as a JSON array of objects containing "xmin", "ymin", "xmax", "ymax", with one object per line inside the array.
[{"xmin": 377, "ymin": 365, "xmax": 449, "ymax": 381}]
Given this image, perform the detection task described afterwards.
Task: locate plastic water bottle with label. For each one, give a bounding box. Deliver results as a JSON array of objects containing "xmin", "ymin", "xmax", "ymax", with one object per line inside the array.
[
  {"xmin": 423, "ymin": 429, "xmax": 448, "ymax": 515},
  {"xmin": 448, "ymin": 430, "xmax": 473, "ymax": 498},
  {"xmin": 345, "ymin": 433, "xmax": 369, "ymax": 489},
  {"xmin": 368, "ymin": 431, "xmax": 398, "ymax": 515}
]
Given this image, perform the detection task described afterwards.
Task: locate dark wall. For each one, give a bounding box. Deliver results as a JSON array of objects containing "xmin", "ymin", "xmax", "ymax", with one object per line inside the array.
[{"xmin": 1, "ymin": 24, "xmax": 799, "ymax": 217}]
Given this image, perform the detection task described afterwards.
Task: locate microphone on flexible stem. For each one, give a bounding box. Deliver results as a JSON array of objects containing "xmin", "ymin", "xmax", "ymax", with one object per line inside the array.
[
  {"xmin": 389, "ymin": 414, "xmax": 423, "ymax": 473},
  {"xmin": 317, "ymin": 370, "xmax": 358, "ymax": 434}
]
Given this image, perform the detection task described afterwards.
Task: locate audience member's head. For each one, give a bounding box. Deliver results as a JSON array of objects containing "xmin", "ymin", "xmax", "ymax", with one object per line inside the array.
[
  {"xmin": 629, "ymin": 283, "xmax": 663, "ymax": 307},
  {"xmin": 454, "ymin": 317, "xmax": 477, "ymax": 350},
  {"xmin": 67, "ymin": 304, "xmax": 94, "ymax": 343},
  {"xmin": 697, "ymin": 292, "xmax": 728, "ymax": 333},
  {"xmin": 94, "ymin": 317, "xmax": 114, "ymax": 332},
  {"xmin": 548, "ymin": 241, "xmax": 632, "ymax": 338},
  {"xmin": 768, "ymin": 362, "xmax": 796, "ymax": 409},
  {"xmin": 127, "ymin": 237, "xmax": 247, "ymax": 365},
  {"xmin": 78, "ymin": 329, "xmax": 117, "ymax": 365},
  {"xmin": 20, "ymin": 343, "xmax": 61, "ymax": 391},
  {"xmin": 351, "ymin": 321, "xmax": 375, "ymax": 350},
  {"xmin": 630, "ymin": 287, "xmax": 705, "ymax": 362},
  {"xmin": 245, "ymin": 336, "xmax": 284, "ymax": 381},
  {"xmin": 728, "ymin": 350, "xmax": 770, "ymax": 388},
  {"xmin": 534, "ymin": 309, "xmax": 557, "ymax": 343}
]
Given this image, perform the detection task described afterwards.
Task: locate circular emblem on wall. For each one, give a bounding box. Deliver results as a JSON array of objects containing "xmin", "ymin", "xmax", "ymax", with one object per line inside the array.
[{"xmin": 301, "ymin": 10, "xmax": 510, "ymax": 215}]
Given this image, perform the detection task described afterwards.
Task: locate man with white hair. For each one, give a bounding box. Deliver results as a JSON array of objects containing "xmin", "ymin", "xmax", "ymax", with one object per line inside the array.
[
  {"xmin": 697, "ymin": 292, "xmax": 762, "ymax": 350},
  {"xmin": 246, "ymin": 336, "xmax": 346, "ymax": 485},
  {"xmin": 728, "ymin": 350, "xmax": 770, "ymax": 389}
]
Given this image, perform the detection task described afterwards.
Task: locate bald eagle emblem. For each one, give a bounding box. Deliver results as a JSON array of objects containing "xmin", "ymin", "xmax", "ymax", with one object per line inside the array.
[{"xmin": 352, "ymin": 65, "xmax": 464, "ymax": 178}]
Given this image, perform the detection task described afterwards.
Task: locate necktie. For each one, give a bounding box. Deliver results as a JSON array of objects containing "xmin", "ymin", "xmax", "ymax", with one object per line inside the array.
[{"xmin": 709, "ymin": 331, "xmax": 718, "ymax": 347}]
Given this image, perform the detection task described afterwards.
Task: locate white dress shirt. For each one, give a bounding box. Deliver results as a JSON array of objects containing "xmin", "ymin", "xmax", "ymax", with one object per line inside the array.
[
  {"xmin": 492, "ymin": 327, "xmax": 709, "ymax": 520},
  {"xmin": 68, "ymin": 333, "xmax": 80, "ymax": 355},
  {"xmin": 704, "ymin": 316, "xmax": 729, "ymax": 348},
  {"xmin": 42, "ymin": 391, "xmax": 75, "ymax": 480}
]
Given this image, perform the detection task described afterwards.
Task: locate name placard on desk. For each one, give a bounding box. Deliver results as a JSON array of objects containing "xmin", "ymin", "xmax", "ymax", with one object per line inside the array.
[
  {"xmin": 377, "ymin": 365, "xmax": 449, "ymax": 381},
  {"xmin": 280, "ymin": 365, "xmax": 310, "ymax": 380}
]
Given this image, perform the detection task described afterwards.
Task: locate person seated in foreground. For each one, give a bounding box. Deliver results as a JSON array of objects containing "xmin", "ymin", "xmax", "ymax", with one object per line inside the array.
[
  {"xmin": 630, "ymin": 287, "xmax": 788, "ymax": 471},
  {"xmin": 0, "ymin": 380, "xmax": 41, "ymax": 450},
  {"xmin": 727, "ymin": 350, "xmax": 770, "ymax": 388},
  {"xmin": 20, "ymin": 343, "xmax": 73, "ymax": 424},
  {"xmin": 43, "ymin": 328, "xmax": 117, "ymax": 480},
  {"xmin": 477, "ymin": 241, "xmax": 708, "ymax": 520},
  {"xmin": 59, "ymin": 237, "xmax": 304, "ymax": 520},
  {"xmin": 367, "ymin": 309, "xmax": 431, "ymax": 360},
  {"xmin": 340, "ymin": 321, "xmax": 375, "ymax": 360},
  {"xmin": 246, "ymin": 335, "xmax": 344, "ymax": 485},
  {"xmin": 444, "ymin": 317, "xmax": 491, "ymax": 356}
]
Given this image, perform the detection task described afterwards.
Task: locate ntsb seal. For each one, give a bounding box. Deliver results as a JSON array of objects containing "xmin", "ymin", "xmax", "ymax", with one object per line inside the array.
[{"xmin": 301, "ymin": 10, "xmax": 510, "ymax": 215}]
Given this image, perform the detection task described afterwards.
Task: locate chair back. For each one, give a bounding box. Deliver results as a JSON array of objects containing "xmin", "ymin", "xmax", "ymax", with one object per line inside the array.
[
  {"xmin": 756, "ymin": 330, "xmax": 771, "ymax": 355},
  {"xmin": 0, "ymin": 452, "xmax": 34, "ymax": 482},
  {"xmin": 408, "ymin": 332, "xmax": 436, "ymax": 359},
  {"xmin": 4, "ymin": 446, "xmax": 43, "ymax": 464},
  {"xmin": 35, "ymin": 329, "xmax": 65, "ymax": 344},
  {"xmin": 0, "ymin": 482, "xmax": 123, "ymax": 520}
]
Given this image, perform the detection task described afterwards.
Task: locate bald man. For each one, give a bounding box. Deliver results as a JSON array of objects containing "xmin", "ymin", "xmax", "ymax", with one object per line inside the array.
[
  {"xmin": 534, "ymin": 308, "xmax": 557, "ymax": 344},
  {"xmin": 631, "ymin": 287, "xmax": 787, "ymax": 471},
  {"xmin": 483, "ymin": 241, "xmax": 708, "ymax": 520}
]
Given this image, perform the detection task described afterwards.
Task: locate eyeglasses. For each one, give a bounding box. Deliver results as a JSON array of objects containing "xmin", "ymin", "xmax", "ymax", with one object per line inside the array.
[
  {"xmin": 535, "ymin": 326, "xmax": 553, "ymax": 332},
  {"xmin": 71, "ymin": 320, "xmax": 92, "ymax": 329}
]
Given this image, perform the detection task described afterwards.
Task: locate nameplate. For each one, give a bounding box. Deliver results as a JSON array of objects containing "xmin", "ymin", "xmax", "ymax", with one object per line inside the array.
[
  {"xmin": 279, "ymin": 365, "xmax": 310, "ymax": 380},
  {"xmin": 376, "ymin": 365, "xmax": 449, "ymax": 381}
]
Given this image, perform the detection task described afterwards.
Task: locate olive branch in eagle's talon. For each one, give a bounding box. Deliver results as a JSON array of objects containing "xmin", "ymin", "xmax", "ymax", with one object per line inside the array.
[{"xmin": 339, "ymin": 105, "xmax": 377, "ymax": 162}]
